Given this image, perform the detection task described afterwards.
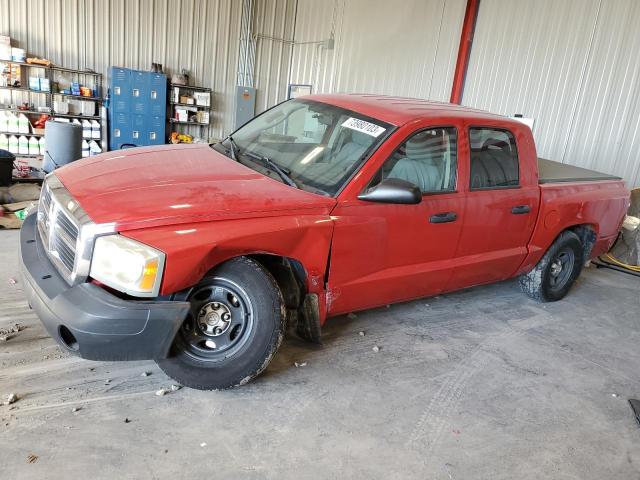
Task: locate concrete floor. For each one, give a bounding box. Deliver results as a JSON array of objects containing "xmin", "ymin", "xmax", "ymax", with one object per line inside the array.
[{"xmin": 1, "ymin": 229, "xmax": 639, "ymax": 479}]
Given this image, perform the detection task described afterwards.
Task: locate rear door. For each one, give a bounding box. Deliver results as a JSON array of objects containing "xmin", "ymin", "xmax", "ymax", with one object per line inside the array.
[
  {"xmin": 446, "ymin": 126, "xmax": 539, "ymax": 290},
  {"xmin": 327, "ymin": 125, "xmax": 465, "ymax": 315}
]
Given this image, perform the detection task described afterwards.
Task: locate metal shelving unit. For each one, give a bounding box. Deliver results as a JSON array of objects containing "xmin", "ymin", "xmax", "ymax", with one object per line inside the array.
[
  {"xmin": 167, "ymin": 83, "xmax": 212, "ymax": 141},
  {"xmin": 1, "ymin": 60, "xmax": 104, "ymax": 181}
]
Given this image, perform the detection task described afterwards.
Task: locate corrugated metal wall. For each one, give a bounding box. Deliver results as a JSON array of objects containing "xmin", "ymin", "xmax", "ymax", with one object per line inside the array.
[
  {"xmin": 252, "ymin": 0, "xmax": 297, "ymax": 112},
  {"xmin": 288, "ymin": 0, "xmax": 466, "ymax": 101},
  {"xmin": 2, "ymin": 0, "xmax": 639, "ymax": 187},
  {"xmin": 0, "ymin": 0, "xmax": 241, "ymax": 140},
  {"xmin": 464, "ymin": 0, "xmax": 640, "ymax": 188}
]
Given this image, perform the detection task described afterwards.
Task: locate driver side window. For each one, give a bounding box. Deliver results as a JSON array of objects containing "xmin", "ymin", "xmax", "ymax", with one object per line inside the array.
[{"xmin": 369, "ymin": 127, "xmax": 458, "ymax": 193}]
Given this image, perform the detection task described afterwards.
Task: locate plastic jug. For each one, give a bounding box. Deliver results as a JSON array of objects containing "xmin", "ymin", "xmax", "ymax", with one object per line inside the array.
[
  {"xmin": 82, "ymin": 119, "xmax": 91, "ymax": 139},
  {"xmin": 7, "ymin": 113, "xmax": 18, "ymax": 133},
  {"xmin": 89, "ymin": 140, "xmax": 102, "ymax": 156},
  {"xmin": 0, "ymin": 133, "xmax": 8, "ymax": 150},
  {"xmin": 18, "ymin": 113, "xmax": 29, "ymax": 134},
  {"xmin": 82, "ymin": 139, "xmax": 90, "ymax": 158},
  {"xmin": 18, "ymin": 135, "xmax": 29, "ymax": 154},
  {"xmin": 28, "ymin": 136, "xmax": 40, "ymax": 155},
  {"xmin": 90, "ymin": 120, "xmax": 100, "ymax": 139},
  {"xmin": 8, "ymin": 135, "xmax": 18, "ymax": 153},
  {"xmin": 0, "ymin": 111, "xmax": 7, "ymax": 132},
  {"xmin": 39, "ymin": 137, "xmax": 46, "ymax": 155}
]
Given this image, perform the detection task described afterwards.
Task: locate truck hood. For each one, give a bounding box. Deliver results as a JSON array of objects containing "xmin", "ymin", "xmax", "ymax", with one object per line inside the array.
[{"xmin": 55, "ymin": 144, "xmax": 336, "ymax": 231}]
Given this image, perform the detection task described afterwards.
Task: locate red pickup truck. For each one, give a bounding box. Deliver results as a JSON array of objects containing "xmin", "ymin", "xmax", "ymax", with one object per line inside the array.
[{"xmin": 20, "ymin": 94, "xmax": 629, "ymax": 389}]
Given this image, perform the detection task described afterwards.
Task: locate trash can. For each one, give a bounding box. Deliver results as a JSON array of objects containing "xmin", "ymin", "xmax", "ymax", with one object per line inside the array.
[
  {"xmin": 42, "ymin": 121, "xmax": 82, "ymax": 173},
  {"xmin": 0, "ymin": 149, "xmax": 15, "ymax": 187}
]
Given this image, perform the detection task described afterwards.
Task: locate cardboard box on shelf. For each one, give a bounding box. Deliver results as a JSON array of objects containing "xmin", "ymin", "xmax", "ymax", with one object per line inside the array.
[
  {"xmin": 196, "ymin": 111, "xmax": 210, "ymax": 124},
  {"xmin": 176, "ymin": 108, "xmax": 189, "ymax": 122},
  {"xmin": 194, "ymin": 91, "xmax": 211, "ymax": 107}
]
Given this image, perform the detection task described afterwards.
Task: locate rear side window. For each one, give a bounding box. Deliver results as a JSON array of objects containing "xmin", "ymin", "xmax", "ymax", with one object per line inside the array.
[{"xmin": 469, "ymin": 128, "xmax": 519, "ymax": 189}]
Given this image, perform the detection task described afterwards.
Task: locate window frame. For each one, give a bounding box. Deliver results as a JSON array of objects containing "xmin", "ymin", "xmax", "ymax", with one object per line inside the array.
[
  {"xmin": 467, "ymin": 126, "xmax": 521, "ymax": 191},
  {"xmin": 365, "ymin": 125, "xmax": 460, "ymax": 196}
]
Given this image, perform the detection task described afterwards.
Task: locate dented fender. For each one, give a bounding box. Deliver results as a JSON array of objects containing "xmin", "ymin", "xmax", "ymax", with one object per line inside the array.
[{"xmin": 123, "ymin": 213, "xmax": 336, "ymax": 323}]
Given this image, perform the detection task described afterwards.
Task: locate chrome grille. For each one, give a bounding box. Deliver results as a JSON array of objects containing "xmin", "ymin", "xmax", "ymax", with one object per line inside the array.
[
  {"xmin": 37, "ymin": 177, "xmax": 80, "ymax": 280},
  {"xmin": 36, "ymin": 174, "xmax": 113, "ymax": 285}
]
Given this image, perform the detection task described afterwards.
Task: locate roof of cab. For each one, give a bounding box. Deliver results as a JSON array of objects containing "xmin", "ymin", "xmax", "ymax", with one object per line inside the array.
[{"xmin": 303, "ymin": 93, "xmax": 509, "ymax": 126}]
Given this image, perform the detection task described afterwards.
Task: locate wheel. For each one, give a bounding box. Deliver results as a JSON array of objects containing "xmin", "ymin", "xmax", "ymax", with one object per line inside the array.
[
  {"xmin": 157, "ymin": 257, "xmax": 285, "ymax": 390},
  {"xmin": 519, "ymin": 230, "xmax": 584, "ymax": 302}
]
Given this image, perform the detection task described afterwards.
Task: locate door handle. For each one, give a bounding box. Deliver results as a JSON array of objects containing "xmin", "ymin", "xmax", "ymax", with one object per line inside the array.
[
  {"xmin": 511, "ymin": 205, "xmax": 531, "ymax": 214},
  {"xmin": 429, "ymin": 212, "xmax": 457, "ymax": 224}
]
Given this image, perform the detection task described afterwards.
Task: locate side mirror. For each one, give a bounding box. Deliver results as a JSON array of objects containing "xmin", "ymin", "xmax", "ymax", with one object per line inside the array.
[{"xmin": 357, "ymin": 178, "xmax": 422, "ymax": 205}]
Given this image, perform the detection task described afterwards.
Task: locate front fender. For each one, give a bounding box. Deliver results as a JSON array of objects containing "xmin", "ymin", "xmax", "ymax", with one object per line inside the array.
[{"xmin": 122, "ymin": 214, "xmax": 335, "ymax": 297}]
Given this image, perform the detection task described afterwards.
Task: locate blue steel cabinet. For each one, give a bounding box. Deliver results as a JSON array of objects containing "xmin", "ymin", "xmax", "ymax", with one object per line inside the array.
[
  {"xmin": 108, "ymin": 67, "xmax": 167, "ymax": 150},
  {"xmin": 148, "ymin": 73, "xmax": 166, "ymax": 117},
  {"xmin": 147, "ymin": 115, "xmax": 165, "ymax": 145}
]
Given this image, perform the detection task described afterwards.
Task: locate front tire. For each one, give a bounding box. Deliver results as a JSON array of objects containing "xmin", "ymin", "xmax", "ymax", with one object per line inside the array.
[
  {"xmin": 157, "ymin": 257, "xmax": 285, "ymax": 390},
  {"xmin": 519, "ymin": 230, "xmax": 584, "ymax": 302}
]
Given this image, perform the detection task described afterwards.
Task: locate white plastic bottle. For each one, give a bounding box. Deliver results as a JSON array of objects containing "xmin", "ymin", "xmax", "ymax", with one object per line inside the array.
[
  {"xmin": 28, "ymin": 136, "xmax": 40, "ymax": 155},
  {"xmin": 81, "ymin": 119, "xmax": 91, "ymax": 139},
  {"xmin": 18, "ymin": 135, "xmax": 29, "ymax": 154},
  {"xmin": 7, "ymin": 112, "xmax": 18, "ymax": 133},
  {"xmin": 0, "ymin": 133, "xmax": 8, "ymax": 150},
  {"xmin": 90, "ymin": 120, "xmax": 100, "ymax": 139},
  {"xmin": 8, "ymin": 134, "xmax": 19, "ymax": 153},
  {"xmin": 18, "ymin": 113, "xmax": 29, "ymax": 134},
  {"xmin": 39, "ymin": 137, "xmax": 46, "ymax": 155},
  {"xmin": 89, "ymin": 140, "xmax": 102, "ymax": 156},
  {"xmin": 82, "ymin": 139, "xmax": 90, "ymax": 158}
]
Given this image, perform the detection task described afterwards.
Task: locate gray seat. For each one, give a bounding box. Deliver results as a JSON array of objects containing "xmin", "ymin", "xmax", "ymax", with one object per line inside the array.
[
  {"xmin": 301, "ymin": 131, "xmax": 372, "ymax": 186},
  {"xmin": 388, "ymin": 131, "xmax": 443, "ymax": 192},
  {"xmin": 333, "ymin": 131, "xmax": 372, "ymax": 167}
]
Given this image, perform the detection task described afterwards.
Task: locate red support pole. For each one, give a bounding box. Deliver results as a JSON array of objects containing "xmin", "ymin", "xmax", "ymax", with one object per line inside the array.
[{"xmin": 450, "ymin": 0, "xmax": 480, "ymax": 104}]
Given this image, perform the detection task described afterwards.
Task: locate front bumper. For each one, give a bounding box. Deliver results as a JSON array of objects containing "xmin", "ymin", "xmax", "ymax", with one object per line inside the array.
[{"xmin": 19, "ymin": 213, "xmax": 190, "ymax": 361}]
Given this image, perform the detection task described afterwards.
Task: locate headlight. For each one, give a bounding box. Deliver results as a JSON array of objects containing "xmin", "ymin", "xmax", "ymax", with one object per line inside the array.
[{"xmin": 90, "ymin": 235, "xmax": 165, "ymax": 297}]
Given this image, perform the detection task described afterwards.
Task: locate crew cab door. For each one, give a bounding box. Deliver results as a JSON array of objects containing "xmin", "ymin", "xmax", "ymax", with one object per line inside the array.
[
  {"xmin": 327, "ymin": 125, "xmax": 465, "ymax": 315},
  {"xmin": 445, "ymin": 125, "xmax": 540, "ymax": 290}
]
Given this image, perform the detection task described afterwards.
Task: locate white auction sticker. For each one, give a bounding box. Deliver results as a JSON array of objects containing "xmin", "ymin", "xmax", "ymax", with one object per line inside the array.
[{"xmin": 341, "ymin": 117, "xmax": 386, "ymax": 137}]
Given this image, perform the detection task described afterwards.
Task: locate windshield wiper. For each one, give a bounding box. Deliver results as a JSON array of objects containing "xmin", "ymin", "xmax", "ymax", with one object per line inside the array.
[
  {"xmin": 222, "ymin": 135, "xmax": 240, "ymax": 161},
  {"xmin": 244, "ymin": 151, "xmax": 299, "ymax": 189}
]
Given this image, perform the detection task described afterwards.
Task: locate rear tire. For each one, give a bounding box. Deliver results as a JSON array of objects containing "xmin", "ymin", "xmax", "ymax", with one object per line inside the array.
[
  {"xmin": 519, "ymin": 230, "xmax": 584, "ymax": 302},
  {"xmin": 157, "ymin": 257, "xmax": 285, "ymax": 390}
]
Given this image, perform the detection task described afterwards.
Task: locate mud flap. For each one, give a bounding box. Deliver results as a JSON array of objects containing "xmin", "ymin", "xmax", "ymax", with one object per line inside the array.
[{"xmin": 296, "ymin": 293, "xmax": 322, "ymax": 344}]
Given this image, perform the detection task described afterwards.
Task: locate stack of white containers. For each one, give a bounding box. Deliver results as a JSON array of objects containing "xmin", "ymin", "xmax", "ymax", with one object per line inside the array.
[
  {"xmin": 0, "ymin": 111, "xmax": 45, "ymax": 156},
  {"xmin": 80, "ymin": 118, "xmax": 102, "ymax": 157}
]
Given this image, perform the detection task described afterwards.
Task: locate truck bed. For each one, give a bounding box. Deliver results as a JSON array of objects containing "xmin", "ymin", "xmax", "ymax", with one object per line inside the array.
[{"xmin": 538, "ymin": 158, "xmax": 621, "ymax": 184}]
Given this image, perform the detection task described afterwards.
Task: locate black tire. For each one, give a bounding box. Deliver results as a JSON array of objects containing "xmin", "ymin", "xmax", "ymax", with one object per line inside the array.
[
  {"xmin": 157, "ymin": 257, "xmax": 285, "ymax": 390},
  {"xmin": 519, "ymin": 230, "xmax": 584, "ymax": 302}
]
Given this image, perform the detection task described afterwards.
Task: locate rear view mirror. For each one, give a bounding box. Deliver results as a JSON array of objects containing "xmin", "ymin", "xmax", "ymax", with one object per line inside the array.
[{"xmin": 358, "ymin": 178, "xmax": 422, "ymax": 205}]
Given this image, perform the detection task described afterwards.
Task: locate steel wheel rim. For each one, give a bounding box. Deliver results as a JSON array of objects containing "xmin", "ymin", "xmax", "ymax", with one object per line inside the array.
[
  {"xmin": 548, "ymin": 248, "xmax": 575, "ymax": 291},
  {"xmin": 178, "ymin": 277, "xmax": 254, "ymax": 362}
]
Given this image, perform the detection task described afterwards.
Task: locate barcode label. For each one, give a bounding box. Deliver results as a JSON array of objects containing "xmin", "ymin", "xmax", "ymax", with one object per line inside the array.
[{"xmin": 341, "ymin": 117, "xmax": 386, "ymax": 137}]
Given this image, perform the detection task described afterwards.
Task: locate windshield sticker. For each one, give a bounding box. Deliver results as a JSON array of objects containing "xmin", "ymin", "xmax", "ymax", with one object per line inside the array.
[{"xmin": 341, "ymin": 117, "xmax": 386, "ymax": 137}]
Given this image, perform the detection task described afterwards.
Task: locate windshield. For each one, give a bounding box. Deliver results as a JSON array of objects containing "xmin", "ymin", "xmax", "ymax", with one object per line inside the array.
[{"xmin": 213, "ymin": 99, "xmax": 393, "ymax": 196}]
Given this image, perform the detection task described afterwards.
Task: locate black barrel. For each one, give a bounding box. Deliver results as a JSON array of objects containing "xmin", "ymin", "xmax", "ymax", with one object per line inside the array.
[
  {"xmin": 0, "ymin": 149, "xmax": 15, "ymax": 187},
  {"xmin": 42, "ymin": 121, "xmax": 83, "ymax": 173}
]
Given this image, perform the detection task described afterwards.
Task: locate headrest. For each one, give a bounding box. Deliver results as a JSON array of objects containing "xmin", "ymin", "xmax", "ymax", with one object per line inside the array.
[
  {"xmin": 405, "ymin": 131, "xmax": 444, "ymax": 159},
  {"xmin": 351, "ymin": 131, "xmax": 372, "ymax": 147}
]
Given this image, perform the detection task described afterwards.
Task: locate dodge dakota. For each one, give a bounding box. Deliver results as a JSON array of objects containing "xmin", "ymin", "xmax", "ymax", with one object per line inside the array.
[{"xmin": 20, "ymin": 94, "xmax": 630, "ymax": 389}]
